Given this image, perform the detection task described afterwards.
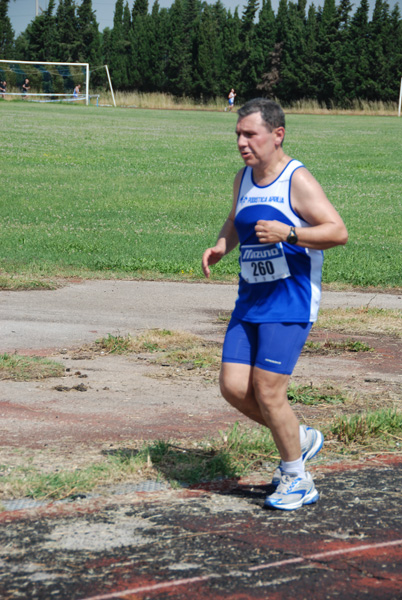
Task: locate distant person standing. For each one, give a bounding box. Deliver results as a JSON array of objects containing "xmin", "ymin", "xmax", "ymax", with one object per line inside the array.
[
  {"xmin": 73, "ymin": 84, "xmax": 81, "ymax": 98},
  {"xmin": 22, "ymin": 78, "xmax": 30, "ymax": 97},
  {"xmin": 0, "ymin": 80, "xmax": 6, "ymax": 99},
  {"xmin": 225, "ymin": 88, "xmax": 236, "ymax": 112}
]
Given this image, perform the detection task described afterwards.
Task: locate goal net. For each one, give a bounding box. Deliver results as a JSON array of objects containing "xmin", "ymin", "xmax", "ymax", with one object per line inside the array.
[{"xmin": 0, "ymin": 59, "xmax": 90, "ymax": 104}]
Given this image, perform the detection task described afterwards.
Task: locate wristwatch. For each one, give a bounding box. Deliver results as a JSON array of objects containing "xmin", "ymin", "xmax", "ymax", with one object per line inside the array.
[{"xmin": 286, "ymin": 226, "xmax": 298, "ymax": 245}]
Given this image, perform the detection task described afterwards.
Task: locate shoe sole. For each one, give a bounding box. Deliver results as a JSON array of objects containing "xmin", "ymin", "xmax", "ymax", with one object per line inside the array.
[{"xmin": 265, "ymin": 488, "xmax": 319, "ymax": 511}]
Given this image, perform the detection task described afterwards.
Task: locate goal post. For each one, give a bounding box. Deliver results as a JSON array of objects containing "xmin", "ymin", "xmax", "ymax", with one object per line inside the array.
[
  {"xmin": 0, "ymin": 59, "xmax": 90, "ymax": 105},
  {"xmin": 399, "ymin": 77, "xmax": 402, "ymax": 117}
]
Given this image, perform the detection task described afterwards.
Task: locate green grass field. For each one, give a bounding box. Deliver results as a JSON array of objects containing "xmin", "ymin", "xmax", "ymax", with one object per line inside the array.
[{"xmin": 1, "ymin": 102, "xmax": 401, "ymax": 288}]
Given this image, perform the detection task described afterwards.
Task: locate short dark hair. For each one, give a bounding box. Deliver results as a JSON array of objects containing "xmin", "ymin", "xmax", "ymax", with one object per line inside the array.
[{"xmin": 237, "ymin": 98, "xmax": 285, "ymax": 131}]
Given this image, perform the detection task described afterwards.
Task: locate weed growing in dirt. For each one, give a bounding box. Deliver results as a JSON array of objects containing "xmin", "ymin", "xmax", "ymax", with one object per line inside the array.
[
  {"xmin": 94, "ymin": 333, "xmax": 135, "ymax": 354},
  {"xmin": 218, "ymin": 421, "xmax": 279, "ymax": 473},
  {"xmin": 0, "ymin": 457, "xmax": 143, "ymax": 501},
  {"xmin": 143, "ymin": 440, "xmax": 236, "ymax": 486},
  {"xmin": 288, "ymin": 382, "xmax": 347, "ymax": 405},
  {"xmin": 0, "ymin": 353, "xmax": 64, "ymax": 381},
  {"xmin": 91, "ymin": 330, "xmax": 222, "ymax": 371},
  {"xmin": 304, "ymin": 338, "xmax": 374, "ymax": 354},
  {"xmin": 331, "ymin": 408, "xmax": 402, "ymax": 447},
  {"xmin": 143, "ymin": 424, "xmax": 279, "ymax": 485},
  {"xmin": 316, "ymin": 307, "xmax": 402, "ymax": 338}
]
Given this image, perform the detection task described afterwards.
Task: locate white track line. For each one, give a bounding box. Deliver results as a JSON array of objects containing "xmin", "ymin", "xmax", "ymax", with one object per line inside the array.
[
  {"xmin": 78, "ymin": 574, "xmax": 218, "ymax": 600},
  {"xmin": 78, "ymin": 539, "xmax": 402, "ymax": 600},
  {"xmin": 250, "ymin": 539, "xmax": 402, "ymax": 571}
]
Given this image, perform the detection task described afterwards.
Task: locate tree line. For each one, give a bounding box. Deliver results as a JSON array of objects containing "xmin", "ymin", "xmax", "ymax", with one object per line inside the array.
[{"xmin": 1, "ymin": 0, "xmax": 402, "ymax": 106}]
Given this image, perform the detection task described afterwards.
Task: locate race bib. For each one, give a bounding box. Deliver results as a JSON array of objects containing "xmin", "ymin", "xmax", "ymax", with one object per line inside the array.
[{"xmin": 240, "ymin": 243, "xmax": 291, "ymax": 284}]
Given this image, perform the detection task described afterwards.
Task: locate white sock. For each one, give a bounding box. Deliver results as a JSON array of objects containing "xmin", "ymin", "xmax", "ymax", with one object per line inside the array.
[
  {"xmin": 299, "ymin": 424, "xmax": 307, "ymax": 445},
  {"xmin": 280, "ymin": 457, "xmax": 305, "ymax": 478}
]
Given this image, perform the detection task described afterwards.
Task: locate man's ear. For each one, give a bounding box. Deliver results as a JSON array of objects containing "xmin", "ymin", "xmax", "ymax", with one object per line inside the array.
[{"xmin": 274, "ymin": 126, "xmax": 285, "ymax": 146}]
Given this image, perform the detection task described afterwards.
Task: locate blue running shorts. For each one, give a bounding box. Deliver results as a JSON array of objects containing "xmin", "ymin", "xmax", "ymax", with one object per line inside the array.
[{"xmin": 222, "ymin": 317, "xmax": 313, "ymax": 375}]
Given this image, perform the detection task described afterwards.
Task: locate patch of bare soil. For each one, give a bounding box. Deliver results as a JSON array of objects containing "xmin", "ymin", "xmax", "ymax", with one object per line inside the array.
[
  {"xmin": 293, "ymin": 329, "xmax": 401, "ymax": 423},
  {"xmin": 0, "ymin": 328, "xmax": 400, "ymax": 475}
]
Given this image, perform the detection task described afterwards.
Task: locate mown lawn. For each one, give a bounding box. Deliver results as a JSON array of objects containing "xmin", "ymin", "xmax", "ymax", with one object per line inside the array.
[{"xmin": 1, "ymin": 102, "xmax": 401, "ymax": 288}]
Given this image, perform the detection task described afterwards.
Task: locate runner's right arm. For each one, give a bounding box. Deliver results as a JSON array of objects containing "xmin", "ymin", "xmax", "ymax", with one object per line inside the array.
[{"xmin": 202, "ymin": 170, "xmax": 243, "ymax": 278}]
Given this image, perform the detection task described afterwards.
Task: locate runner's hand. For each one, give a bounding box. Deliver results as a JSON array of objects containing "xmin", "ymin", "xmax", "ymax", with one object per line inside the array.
[
  {"xmin": 202, "ymin": 247, "xmax": 225, "ymax": 278},
  {"xmin": 255, "ymin": 220, "xmax": 288, "ymax": 244}
]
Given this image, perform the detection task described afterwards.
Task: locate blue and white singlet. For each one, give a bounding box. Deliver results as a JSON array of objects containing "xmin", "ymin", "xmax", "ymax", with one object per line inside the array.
[{"xmin": 232, "ymin": 160, "xmax": 323, "ymax": 323}]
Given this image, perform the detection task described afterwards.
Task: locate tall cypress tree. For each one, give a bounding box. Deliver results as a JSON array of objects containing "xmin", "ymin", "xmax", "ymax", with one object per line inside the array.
[
  {"xmin": 129, "ymin": 11, "xmax": 153, "ymax": 90},
  {"xmin": 347, "ymin": 0, "xmax": 372, "ymax": 101},
  {"xmin": 56, "ymin": 0, "xmax": 80, "ymax": 62},
  {"xmin": 271, "ymin": 0, "xmax": 307, "ymax": 103},
  {"xmin": 298, "ymin": 3, "xmax": 319, "ymax": 99},
  {"xmin": 282, "ymin": 0, "xmax": 308, "ymax": 101},
  {"xmin": 0, "ymin": 0, "xmax": 14, "ymax": 59},
  {"xmin": 314, "ymin": 0, "xmax": 341, "ymax": 104},
  {"xmin": 388, "ymin": 5, "xmax": 402, "ymax": 101},
  {"xmin": 24, "ymin": 0, "xmax": 57, "ymax": 62},
  {"xmin": 146, "ymin": 2, "xmax": 170, "ymax": 92},
  {"xmin": 194, "ymin": 2, "xmax": 225, "ymax": 99},
  {"xmin": 369, "ymin": 0, "xmax": 394, "ymax": 101},
  {"xmin": 101, "ymin": 27, "xmax": 112, "ymax": 69},
  {"xmin": 132, "ymin": 0, "xmax": 149, "ymax": 20},
  {"xmin": 165, "ymin": 0, "xmax": 193, "ymax": 96},
  {"xmin": 256, "ymin": 0, "xmax": 276, "ymax": 75},
  {"xmin": 109, "ymin": 0, "xmax": 129, "ymax": 89},
  {"xmin": 238, "ymin": 0, "xmax": 261, "ymax": 98},
  {"xmin": 334, "ymin": 0, "xmax": 353, "ymax": 105},
  {"xmin": 77, "ymin": 0, "xmax": 102, "ymax": 75},
  {"xmin": 211, "ymin": 0, "xmax": 227, "ymax": 96},
  {"xmin": 221, "ymin": 8, "xmax": 242, "ymax": 96}
]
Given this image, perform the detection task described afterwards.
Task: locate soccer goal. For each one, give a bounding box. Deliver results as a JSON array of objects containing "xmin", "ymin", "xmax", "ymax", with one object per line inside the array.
[
  {"xmin": 399, "ymin": 77, "xmax": 402, "ymax": 117},
  {"xmin": 0, "ymin": 59, "xmax": 90, "ymax": 104}
]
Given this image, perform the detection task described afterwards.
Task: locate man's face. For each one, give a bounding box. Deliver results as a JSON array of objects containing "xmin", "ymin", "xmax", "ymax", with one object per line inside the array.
[{"xmin": 236, "ymin": 112, "xmax": 282, "ymax": 167}]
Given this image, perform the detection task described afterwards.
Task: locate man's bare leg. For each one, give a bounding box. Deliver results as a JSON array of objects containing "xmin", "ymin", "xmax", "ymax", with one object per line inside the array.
[
  {"xmin": 219, "ymin": 363, "xmax": 301, "ymax": 461},
  {"xmin": 219, "ymin": 362, "xmax": 266, "ymax": 426},
  {"xmin": 252, "ymin": 367, "xmax": 301, "ymax": 461}
]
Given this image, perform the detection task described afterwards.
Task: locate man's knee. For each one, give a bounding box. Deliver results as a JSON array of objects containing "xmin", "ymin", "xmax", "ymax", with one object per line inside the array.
[
  {"xmin": 220, "ymin": 369, "xmax": 239, "ymax": 400},
  {"xmin": 219, "ymin": 363, "xmax": 250, "ymax": 401},
  {"xmin": 253, "ymin": 368, "xmax": 290, "ymax": 406}
]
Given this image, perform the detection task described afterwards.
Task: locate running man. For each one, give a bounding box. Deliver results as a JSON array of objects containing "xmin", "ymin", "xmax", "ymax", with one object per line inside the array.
[
  {"xmin": 225, "ymin": 88, "xmax": 236, "ymax": 112},
  {"xmin": 202, "ymin": 98, "xmax": 348, "ymax": 510}
]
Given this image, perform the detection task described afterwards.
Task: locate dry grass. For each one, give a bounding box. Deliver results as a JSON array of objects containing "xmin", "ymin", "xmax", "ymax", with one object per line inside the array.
[
  {"xmin": 85, "ymin": 329, "xmax": 221, "ymax": 381},
  {"xmin": 315, "ymin": 307, "xmax": 402, "ymax": 337},
  {"xmin": 96, "ymin": 91, "xmax": 400, "ymax": 116},
  {"xmin": 3, "ymin": 88, "xmax": 399, "ymax": 115},
  {"xmin": 99, "ymin": 90, "xmax": 227, "ymax": 111},
  {"xmin": 285, "ymin": 98, "xmax": 399, "ymax": 116},
  {"xmin": 0, "ymin": 353, "xmax": 65, "ymax": 381},
  {"xmin": 0, "ymin": 271, "xmax": 60, "ymax": 290}
]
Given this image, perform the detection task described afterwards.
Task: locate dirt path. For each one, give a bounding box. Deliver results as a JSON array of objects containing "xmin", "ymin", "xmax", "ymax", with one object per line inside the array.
[{"xmin": 0, "ymin": 280, "xmax": 401, "ymax": 469}]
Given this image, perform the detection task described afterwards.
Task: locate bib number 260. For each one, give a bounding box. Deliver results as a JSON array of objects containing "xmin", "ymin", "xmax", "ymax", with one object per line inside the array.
[
  {"xmin": 252, "ymin": 261, "xmax": 274, "ymax": 276},
  {"xmin": 240, "ymin": 243, "xmax": 291, "ymax": 284}
]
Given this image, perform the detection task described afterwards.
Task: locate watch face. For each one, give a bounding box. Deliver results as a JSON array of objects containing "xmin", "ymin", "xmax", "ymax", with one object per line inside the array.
[{"xmin": 287, "ymin": 229, "xmax": 298, "ymax": 244}]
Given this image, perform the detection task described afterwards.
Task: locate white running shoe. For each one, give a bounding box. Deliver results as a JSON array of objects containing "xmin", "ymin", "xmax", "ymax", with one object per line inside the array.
[
  {"xmin": 271, "ymin": 425, "xmax": 324, "ymax": 487},
  {"xmin": 264, "ymin": 471, "xmax": 319, "ymax": 511}
]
